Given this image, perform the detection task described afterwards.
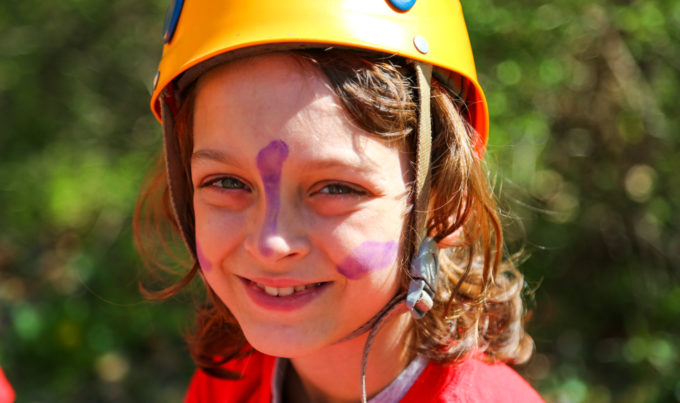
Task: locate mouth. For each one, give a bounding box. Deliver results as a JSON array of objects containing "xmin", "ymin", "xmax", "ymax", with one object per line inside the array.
[
  {"xmin": 251, "ymin": 281, "xmax": 326, "ymax": 297},
  {"xmin": 238, "ymin": 277, "xmax": 331, "ymax": 312}
]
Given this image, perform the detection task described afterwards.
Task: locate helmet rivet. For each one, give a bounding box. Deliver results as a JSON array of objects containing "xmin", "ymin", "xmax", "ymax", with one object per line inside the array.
[
  {"xmin": 413, "ymin": 35, "xmax": 429, "ymax": 54},
  {"xmin": 152, "ymin": 71, "xmax": 160, "ymax": 91},
  {"xmin": 388, "ymin": 0, "xmax": 416, "ymax": 11}
]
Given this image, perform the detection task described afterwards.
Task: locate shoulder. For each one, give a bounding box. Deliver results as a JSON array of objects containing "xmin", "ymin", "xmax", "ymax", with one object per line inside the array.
[
  {"xmin": 184, "ymin": 352, "xmax": 277, "ymax": 403},
  {"xmin": 402, "ymin": 354, "xmax": 544, "ymax": 403}
]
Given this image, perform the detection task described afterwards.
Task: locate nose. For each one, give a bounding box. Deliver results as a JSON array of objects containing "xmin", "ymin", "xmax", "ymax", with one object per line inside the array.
[
  {"xmin": 245, "ymin": 139, "xmax": 310, "ymax": 264},
  {"xmin": 244, "ymin": 193, "xmax": 311, "ymax": 264}
]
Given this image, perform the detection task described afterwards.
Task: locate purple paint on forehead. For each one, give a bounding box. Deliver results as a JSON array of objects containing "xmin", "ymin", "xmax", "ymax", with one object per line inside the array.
[
  {"xmin": 337, "ymin": 241, "xmax": 399, "ymax": 280},
  {"xmin": 196, "ymin": 242, "xmax": 212, "ymax": 272},
  {"xmin": 256, "ymin": 140, "xmax": 289, "ymax": 256}
]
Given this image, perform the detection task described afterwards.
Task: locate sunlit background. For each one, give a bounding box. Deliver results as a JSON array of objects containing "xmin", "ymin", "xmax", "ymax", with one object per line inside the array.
[{"xmin": 1, "ymin": 0, "xmax": 678, "ymax": 401}]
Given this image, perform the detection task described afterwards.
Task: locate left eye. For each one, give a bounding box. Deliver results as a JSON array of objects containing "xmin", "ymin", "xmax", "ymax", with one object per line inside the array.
[
  {"xmin": 208, "ymin": 177, "xmax": 249, "ymax": 190},
  {"xmin": 318, "ymin": 184, "xmax": 363, "ymax": 195}
]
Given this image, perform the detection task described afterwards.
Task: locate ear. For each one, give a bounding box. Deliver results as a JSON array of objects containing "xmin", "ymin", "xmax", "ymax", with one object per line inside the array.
[{"xmin": 437, "ymin": 226, "xmax": 464, "ymax": 249}]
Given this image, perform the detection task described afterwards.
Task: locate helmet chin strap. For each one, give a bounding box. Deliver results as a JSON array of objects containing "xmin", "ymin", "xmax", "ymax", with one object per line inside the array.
[
  {"xmin": 160, "ymin": 61, "xmax": 439, "ymax": 403},
  {"xmin": 407, "ymin": 61, "xmax": 440, "ymax": 319}
]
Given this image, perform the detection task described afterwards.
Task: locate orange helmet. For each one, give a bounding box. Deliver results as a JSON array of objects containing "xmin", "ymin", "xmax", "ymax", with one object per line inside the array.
[{"xmin": 150, "ymin": 0, "xmax": 489, "ymax": 156}]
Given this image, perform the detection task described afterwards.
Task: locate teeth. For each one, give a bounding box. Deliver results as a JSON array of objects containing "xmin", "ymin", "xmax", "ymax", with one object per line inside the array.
[{"xmin": 255, "ymin": 282, "xmax": 322, "ymax": 297}]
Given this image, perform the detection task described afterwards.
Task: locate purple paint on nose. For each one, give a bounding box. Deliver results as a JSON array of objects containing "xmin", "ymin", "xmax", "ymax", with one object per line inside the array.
[
  {"xmin": 196, "ymin": 242, "xmax": 212, "ymax": 272},
  {"xmin": 256, "ymin": 140, "xmax": 289, "ymax": 256},
  {"xmin": 337, "ymin": 241, "xmax": 399, "ymax": 280}
]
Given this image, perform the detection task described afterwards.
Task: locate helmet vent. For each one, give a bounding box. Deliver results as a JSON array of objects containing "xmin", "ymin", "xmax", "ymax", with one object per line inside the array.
[
  {"xmin": 388, "ymin": 0, "xmax": 417, "ymax": 11},
  {"xmin": 163, "ymin": 0, "xmax": 185, "ymax": 43}
]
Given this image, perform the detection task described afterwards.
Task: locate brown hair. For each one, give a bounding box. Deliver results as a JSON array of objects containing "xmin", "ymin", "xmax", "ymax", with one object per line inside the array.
[{"xmin": 134, "ymin": 50, "xmax": 533, "ymax": 378}]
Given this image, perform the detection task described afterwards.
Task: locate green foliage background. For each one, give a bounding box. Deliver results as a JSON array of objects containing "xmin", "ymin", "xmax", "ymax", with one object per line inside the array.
[{"xmin": 1, "ymin": 0, "xmax": 678, "ymax": 401}]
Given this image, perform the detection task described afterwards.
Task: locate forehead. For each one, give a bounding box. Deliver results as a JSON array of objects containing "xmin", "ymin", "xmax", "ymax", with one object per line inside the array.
[
  {"xmin": 192, "ymin": 53, "xmax": 400, "ymax": 159},
  {"xmin": 195, "ymin": 52, "xmax": 321, "ymax": 119}
]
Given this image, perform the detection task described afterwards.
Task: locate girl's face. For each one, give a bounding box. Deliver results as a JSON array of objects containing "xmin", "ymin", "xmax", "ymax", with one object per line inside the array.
[{"xmin": 191, "ymin": 54, "xmax": 410, "ymax": 357}]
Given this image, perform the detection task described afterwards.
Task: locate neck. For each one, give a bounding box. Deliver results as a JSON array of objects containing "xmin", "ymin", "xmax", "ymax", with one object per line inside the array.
[{"xmin": 285, "ymin": 311, "xmax": 412, "ymax": 403}]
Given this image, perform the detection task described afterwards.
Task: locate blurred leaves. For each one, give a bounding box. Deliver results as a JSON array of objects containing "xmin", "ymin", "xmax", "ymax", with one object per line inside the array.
[
  {"xmin": 1, "ymin": 0, "xmax": 678, "ymax": 402},
  {"xmin": 1, "ymin": 0, "xmax": 192, "ymax": 401},
  {"xmin": 464, "ymin": 0, "xmax": 679, "ymax": 402}
]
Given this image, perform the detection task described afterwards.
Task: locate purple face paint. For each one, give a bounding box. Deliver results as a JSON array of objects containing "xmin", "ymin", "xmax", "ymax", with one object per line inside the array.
[
  {"xmin": 337, "ymin": 241, "xmax": 399, "ymax": 280},
  {"xmin": 196, "ymin": 242, "xmax": 212, "ymax": 272},
  {"xmin": 256, "ymin": 140, "xmax": 290, "ymax": 256}
]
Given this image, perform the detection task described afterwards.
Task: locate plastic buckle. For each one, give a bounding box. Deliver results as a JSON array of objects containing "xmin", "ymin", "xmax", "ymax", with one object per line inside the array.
[{"xmin": 406, "ymin": 237, "xmax": 439, "ymax": 319}]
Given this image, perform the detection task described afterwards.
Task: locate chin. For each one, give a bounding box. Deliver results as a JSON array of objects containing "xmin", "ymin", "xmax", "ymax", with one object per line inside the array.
[{"xmin": 241, "ymin": 321, "xmax": 336, "ymax": 358}]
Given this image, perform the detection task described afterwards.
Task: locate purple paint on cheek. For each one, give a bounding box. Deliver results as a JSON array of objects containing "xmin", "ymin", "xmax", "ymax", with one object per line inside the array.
[
  {"xmin": 337, "ymin": 241, "xmax": 399, "ymax": 280},
  {"xmin": 256, "ymin": 140, "xmax": 289, "ymax": 255},
  {"xmin": 196, "ymin": 242, "xmax": 212, "ymax": 272}
]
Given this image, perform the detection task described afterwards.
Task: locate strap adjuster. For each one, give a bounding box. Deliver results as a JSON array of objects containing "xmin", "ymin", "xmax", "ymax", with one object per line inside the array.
[{"xmin": 406, "ymin": 237, "xmax": 439, "ymax": 319}]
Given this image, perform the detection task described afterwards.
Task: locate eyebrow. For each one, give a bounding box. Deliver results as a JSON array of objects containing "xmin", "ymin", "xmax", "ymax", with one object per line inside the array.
[
  {"xmin": 300, "ymin": 156, "xmax": 378, "ymax": 175},
  {"xmin": 303, "ymin": 157, "xmax": 396, "ymax": 193},
  {"xmin": 192, "ymin": 148, "xmax": 385, "ymax": 179},
  {"xmin": 191, "ymin": 148, "xmax": 232, "ymax": 164}
]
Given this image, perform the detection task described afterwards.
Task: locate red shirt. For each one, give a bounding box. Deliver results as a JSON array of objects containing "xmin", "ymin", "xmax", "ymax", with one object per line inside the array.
[
  {"xmin": 0, "ymin": 366, "xmax": 15, "ymax": 403},
  {"xmin": 185, "ymin": 352, "xmax": 544, "ymax": 402}
]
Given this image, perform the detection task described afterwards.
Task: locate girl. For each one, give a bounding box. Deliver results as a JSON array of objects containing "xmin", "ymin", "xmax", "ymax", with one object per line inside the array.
[{"xmin": 136, "ymin": 0, "xmax": 544, "ymax": 401}]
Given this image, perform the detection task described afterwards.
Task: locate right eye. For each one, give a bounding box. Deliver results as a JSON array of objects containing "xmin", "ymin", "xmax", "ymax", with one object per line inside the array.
[{"xmin": 204, "ymin": 177, "xmax": 249, "ymax": 191}]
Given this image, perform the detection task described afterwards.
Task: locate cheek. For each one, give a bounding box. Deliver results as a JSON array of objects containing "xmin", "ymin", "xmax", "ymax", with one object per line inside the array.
[
  {"xmin": 337, "ymin": 240, "xmax": 399, "ymax": 280},
  {"xmin": 194, "ymin": 203, "xmax": 247, "ymax": 270},
  {"xmin": 196, "ymin": 241, "xmax": 212, "ymax": 272}
]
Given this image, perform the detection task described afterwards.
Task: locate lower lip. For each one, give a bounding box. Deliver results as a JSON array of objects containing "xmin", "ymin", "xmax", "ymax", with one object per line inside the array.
[{"xmin": 240, "ymin": 278, "xmax": 330, "ymax": 312}]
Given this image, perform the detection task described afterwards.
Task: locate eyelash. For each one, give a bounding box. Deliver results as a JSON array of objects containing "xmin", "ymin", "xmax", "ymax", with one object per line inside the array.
[
  {"xmin": 317, "ymin": 183, "xmax": 364, "ymax": 196},
  {"xmin": 204, "ymin": 176, "xmax": 250, "ymax": 191},
  {"xmin": 201, "ymin": 177, "xmax": 364, "ymax": 196}
]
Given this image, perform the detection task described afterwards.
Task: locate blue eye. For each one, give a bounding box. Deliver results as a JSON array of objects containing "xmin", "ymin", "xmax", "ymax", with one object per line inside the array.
[{"xmin": 210, "ymin": 177, "xmax": 248, "ymax": 190}]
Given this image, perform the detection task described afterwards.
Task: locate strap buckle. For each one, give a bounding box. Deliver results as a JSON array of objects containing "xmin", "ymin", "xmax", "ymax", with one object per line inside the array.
[{"xmin": 406, "ymin": 237, "xmax": 439, "ymax": 319}]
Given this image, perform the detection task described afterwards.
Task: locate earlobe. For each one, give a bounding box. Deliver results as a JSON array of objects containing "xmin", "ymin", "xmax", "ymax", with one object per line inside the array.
[
  {"xmin": 435, "ymin": 195, "xmax": 470, "ymax": 249},
  {"xmin": 437, "ymin": 226, "xmax": 464, "ymax": 249}
]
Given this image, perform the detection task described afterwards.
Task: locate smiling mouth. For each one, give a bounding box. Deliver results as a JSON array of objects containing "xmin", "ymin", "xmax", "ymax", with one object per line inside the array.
[{"xmin": 249, "ymin": 280, "xmax": 326, "ymax": 297}]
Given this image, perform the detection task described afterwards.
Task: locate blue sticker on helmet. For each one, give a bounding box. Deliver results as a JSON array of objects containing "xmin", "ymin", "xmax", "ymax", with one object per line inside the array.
[
  {"xmin": 389, "ymin": 0, "xmax": 416, "ymax": 11},
  {"xmin": 163, "ymin": 0, "xmax": 185, "ymax": 43}
]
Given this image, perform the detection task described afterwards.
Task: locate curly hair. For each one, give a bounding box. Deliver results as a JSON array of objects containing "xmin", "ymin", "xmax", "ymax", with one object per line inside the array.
[{"xmin": 133, "ymin": 49, "xmax": 533, "ymax": 379}]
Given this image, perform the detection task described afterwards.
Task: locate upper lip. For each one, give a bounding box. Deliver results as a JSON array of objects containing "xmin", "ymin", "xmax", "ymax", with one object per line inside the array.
[{"xmin": 240, "ymin": 276, "xmax": 328, "ymax": 288}]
